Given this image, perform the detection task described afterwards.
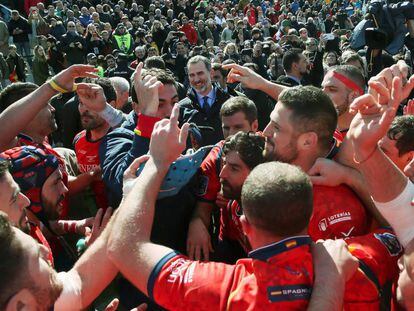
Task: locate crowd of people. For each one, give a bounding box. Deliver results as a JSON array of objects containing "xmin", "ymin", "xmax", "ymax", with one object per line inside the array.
[{"xmin": 1, "ymin": 0, "xmax": 414, "ymax": 310}]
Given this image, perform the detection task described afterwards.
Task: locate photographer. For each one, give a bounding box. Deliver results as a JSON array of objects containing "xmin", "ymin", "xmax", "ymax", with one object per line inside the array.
[{"xmin": 58, "ymin": 21, "xmax": 86, "ymax": 65}]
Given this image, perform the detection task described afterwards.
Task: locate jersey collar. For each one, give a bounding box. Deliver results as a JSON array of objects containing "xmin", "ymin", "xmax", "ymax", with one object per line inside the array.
[{"xmin": 248, "ymin": 236, "xmax": 312, "ymax": 261}]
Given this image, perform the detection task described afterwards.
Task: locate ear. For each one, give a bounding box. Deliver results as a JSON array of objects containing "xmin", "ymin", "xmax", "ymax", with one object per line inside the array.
[
  {"xmin": 297, "ymin": 132, "xmax": 318, "ymax": 151},
  {"xmin": 240, "ymin": 215, "xmax": 251, "ymax": 236},
  {"xmin": 6, "ymin": 289, "xmax": 37, "ymax": 311},
  {"xmin": 251, "ymin": 120, "xmax": 259, "ymax": 132}
]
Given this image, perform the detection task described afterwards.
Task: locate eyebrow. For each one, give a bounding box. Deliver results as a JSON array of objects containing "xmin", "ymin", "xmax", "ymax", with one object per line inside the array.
[{"xmin": 10, "ymin": 186, "xmax": 20, "ymax": 203}]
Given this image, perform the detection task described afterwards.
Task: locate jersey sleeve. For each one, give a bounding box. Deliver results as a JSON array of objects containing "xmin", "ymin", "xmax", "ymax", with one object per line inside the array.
[
  {"xmin": 196, "ymin": 142, "xmax": 224, "ymax": 202},
  {"xmin": 346, "ymin": 228, "xmax": 402, "ymax": 285},
  {"xmin": 148, "ymin": 251, "xmax": 236, "ymax": 311}
]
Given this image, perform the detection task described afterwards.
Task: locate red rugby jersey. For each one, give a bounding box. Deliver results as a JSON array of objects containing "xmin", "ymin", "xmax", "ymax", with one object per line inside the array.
[
  {"xmin": 74, "ymin": 130, "xmax": 108, "ymax": 211},
  {"xmin": 344, "ymin": 228, "xmax": 402, "ymax": 310},
  {"xmin": 149, "ymin": 236, "xmax": 313, "ymax": 311},
  {"xmin": 309, "ymin": 184, "xmax": 369, "ymax": 241}
]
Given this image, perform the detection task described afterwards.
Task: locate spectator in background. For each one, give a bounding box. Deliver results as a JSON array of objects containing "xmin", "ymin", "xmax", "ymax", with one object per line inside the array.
[
  {"xmin": 58, "ymin": 21, "xmax": 86, "ymax": 65},
  {"xmin": 6, "ymin": 45, "xmax": 26, "ymax": 82},
  {"xmin": 46, "ymin": 36, "xmax": 65, "ymax": 75},
  {"xmin": 32, "ymin": 45, "xmax": 50, "ymax": 85},
  {"xmin": 8, "ymin": 11, "xmax": 32, "ymax": 66},
  {"xmin": 0, "ymin": 19, "xmax": 9, "ymax": 57}
]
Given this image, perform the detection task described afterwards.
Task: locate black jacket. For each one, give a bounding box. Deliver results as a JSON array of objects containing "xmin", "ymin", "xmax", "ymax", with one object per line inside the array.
[
  {"xmin": 276, "ymin": 75, "xmax": 301, "ymax": 87},
  {"xmin": 178, "ymin": 84, "xmax": 231, "ymax": 146}
]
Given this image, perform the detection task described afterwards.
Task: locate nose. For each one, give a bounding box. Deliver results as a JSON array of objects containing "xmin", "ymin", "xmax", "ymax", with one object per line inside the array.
[{"xmin": 18, "ymin": 193, "xmax": 30, "ymax": 210}]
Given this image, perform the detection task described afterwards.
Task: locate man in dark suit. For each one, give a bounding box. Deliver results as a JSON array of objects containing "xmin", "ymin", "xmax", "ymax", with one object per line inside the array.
[{"xmin": 276, "ymin": 48, "xmax": 309, "ymax": 87}]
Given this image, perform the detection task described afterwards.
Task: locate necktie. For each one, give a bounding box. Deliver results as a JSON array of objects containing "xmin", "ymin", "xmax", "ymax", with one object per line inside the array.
[{"xmin": 202, "ymin": 96, "xmax": 210, "ymax": 114}]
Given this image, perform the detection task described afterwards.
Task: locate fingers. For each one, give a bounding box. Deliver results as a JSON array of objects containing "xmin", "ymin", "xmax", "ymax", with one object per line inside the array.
[
  {"xmin": 195, "ymin": 245, "xmax": 201, "ymax": 261},
  {"xmin": 131, "ymin": 303, "xmax": 148, "ymax": 311},
  {"xmin": 169, "ymin": 103, "xmax": 180, "ymax": 127},
  {"xmin": 72, "ymin": 65, "xmax": 99, "ymax": 78},
  {"xmin": 134, "ymin": 62, "xmax": 144, "ymax": 84},
  {"xmin": 187, "ymin": 241, "xmax": 195, "ymax": 260},
  {"xmin": 202, "ymin": 242, "xmax": 209, "ymax": 261},
  {"xmin": 309, "ymin": 175, "xmax": 326, "ymax": 186},
  {"xmin": 92, "ymin": 208, "xmax": 104, "ymax": 231},
  {"xmin": 101, "ymin": 207, "xmax": 113, "ymax": 228},
  {"xmin": 128, "ymin": 155, "xmax": 151, "ymax": 174},
  {"xmin": 179, "ymin": 122, "xmax": 190, "ymax": 146},
  {"xmin": 402, "ymin": 76, "xmax": 414, "ymax": 100},
  {"xmin": 349, "ymin": 94, "xmax": 377, "ymax": 114},
  {"xmin": 368, "ymin": 80, "xmax": 390, "ymax": 105},
  {"xmin": 104, "ymin": 298, "xmax": 119, "ymax": 311}
]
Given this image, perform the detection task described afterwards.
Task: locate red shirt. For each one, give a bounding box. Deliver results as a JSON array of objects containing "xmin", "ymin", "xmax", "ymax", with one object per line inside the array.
[
  {"xmin": 74, "ymin": 130, "xmax": 108, "ymax": 211},
  {"xmin": 17, "ymin": 134, "xmax": 70, "ymax": 218},
  {"xmin": 309, "ymin": 184, "xmax": 369, "ymax": 241},
  {"xmin": 149, "ymin": 236, "xmax": 313, "ymax": 311},
  {"xmin": 344, "ymin": 228, "xmax": 402, "ymax": 310},
  {"xmin": 219, "ymin": 200, "xmax": 250, "ymax": 252},
  {"xmin": 30, "ymin": 223, "xmax": 54, "ymax": 267}
]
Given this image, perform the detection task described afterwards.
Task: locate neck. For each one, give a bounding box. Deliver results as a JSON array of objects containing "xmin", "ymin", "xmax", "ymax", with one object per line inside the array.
[
  {"xmin": 249, "ymin": 228, "xmax": 308, "ymax": 251},
  {"xmin": 89, "ymin": 123, "xmax": 111, "ymax": 141},
  {"xmin": 294, "ymin": 148, "xmax": 327, "ymax": 173},
  {"xmin": 337, "ymin": 112, "xmax": 353, "ymax": 132},
  {"xmin": 287, "ymin": 71, "xmax": 302, "ymax": 81}
]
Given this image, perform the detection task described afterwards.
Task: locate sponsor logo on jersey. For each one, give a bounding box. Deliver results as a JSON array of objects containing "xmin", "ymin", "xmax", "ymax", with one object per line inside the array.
[
  {"xmin": 267, "ymin": 285, "xmax": 312, "ymax": 302},
  {"xmin": 318, "ymin": 211, "xmax": 352, "ymax": 232}
]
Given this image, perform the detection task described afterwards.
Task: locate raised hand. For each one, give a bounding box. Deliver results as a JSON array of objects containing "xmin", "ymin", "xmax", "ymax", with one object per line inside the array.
[
  {"xmin": 149, "ymin": 104, "xmax": 189, "ymax": 167},
  {"xmin": 349, "ymin": 76, "xmax": 403, "ymax": 162},
  {"xmin": 52, "ymin": 64, "xmax": 98, "ymax": 92},
  {"xmin": 222, "ymin": 63, "xmax": 266, "ymax": 90},
  {"xmin": 403, "ymin": 99, "xmax": 414, "ymax": 116},
  {"xmin": 122, "ymin": 155, "xmax": 150, "ymax": 197},
  {"xmin": 85, "ymin": 207, "xmax": 113, "ymax": 247},
  {"xmin": 133, "ymin": 62, "xmax": 163, "ymax": 116},
  {"xmin": 76, "ymin": 83, "xmax": 107, "ymax": 112}
]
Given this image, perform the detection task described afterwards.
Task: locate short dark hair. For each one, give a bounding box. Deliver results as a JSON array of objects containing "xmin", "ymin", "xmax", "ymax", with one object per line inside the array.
[
  {"xmin": 220, "ymin": 96, "xmax": 257, "ymax": 124},
  {"xmin": 0, "ymin": 212, "xmax": 27, "ymax": 308},
  {"xmin": 144, "ymin": 56, "xmax": 166, "ymax": 70},
  {"xmin": 83, "ymin": 77, "xmax": 117, "ymax": 103},
  {"xmin": 211, "ymin": 62, "xmax": 228, "ymax": 78},
  {"xmin": 282, "ymin": 48, "xmax": 303, "ymax": 72},
  {"xmin": 223, "ymin": 132, "xmax": 265, "ymax": 170},
  {"xmin": 187, "ymin": 55, "xmax": 211, "ymax": 71},
  {"xmin": 388, "ymin": 115, "xmax": 414, "ymax": 156},
  {"xmin": 279, "ymin": 86, "xmax": 337, "ymax": 151},
  {"xmin": 242, "ymin": 162, "xmax": 313, "ymax": 236},
  {"xmin": 131, "ymin": 68, "xmax": 176, "ymax": 103},
  {"xmin": 0, "ymin": 83, "xmax": 38, "ymax": 113},
  {"xmin": 329, "ymin": 65, "xmax": 365, "ymax": 91}
]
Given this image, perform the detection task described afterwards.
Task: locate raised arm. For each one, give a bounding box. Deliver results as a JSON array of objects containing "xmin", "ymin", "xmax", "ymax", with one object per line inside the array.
[
  {"xmin": 0, "ymin": 65, "xmax": 97, "ymax": 152},
  {"xmin": 222, "ymin": 63, "xmax": 288, "ymax": 101},
  {"xmin": 107, "ymin": 105, "xmax": 189, "ymax": 295}
]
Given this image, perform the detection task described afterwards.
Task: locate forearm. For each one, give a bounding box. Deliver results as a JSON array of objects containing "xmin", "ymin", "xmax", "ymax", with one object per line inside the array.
[
  {"xmin": 358, "ymin": 147, "xmax": 407, "ymax": 202},
  {"xmin": 0, "ymin": 82, "xmax": 56, "ymax": 152},
  {"xmin": 67, "ymin": 173, "xmax": 94, "ymax": 196},
  {"xmin": 343, "ymin": 167, "xmax": 388, "ymax": 226},
  {"xmin": 308, "ymin": 269, "xmax": 345, "ymax": 311},
  {"xmin": 259, "ymin": 78, "xmax": 287, "ymax": 101},
  {"xmin": 108, "ymin": 158, "xmax": 168, "ymax": 258},
  {"xmin": 192, "ymin": 201, "xmax": 213, "ymax": 228},
  {"xmin": 98, "ymin": 103, "xmax": 126, "ymax": 128},
  {"xmin": 69, "ymin": 219, "xmax": 118, "ymax": 308}
]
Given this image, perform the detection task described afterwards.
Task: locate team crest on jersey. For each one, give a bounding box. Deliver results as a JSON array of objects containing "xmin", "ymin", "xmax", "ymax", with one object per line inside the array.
[
  {"xmin": 267, "ymin": 285, "xmax": 312, "ymax": 302},
  {"xmin": 374, "ymin": 232, "xmax": 402, "ymax": 257}
]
